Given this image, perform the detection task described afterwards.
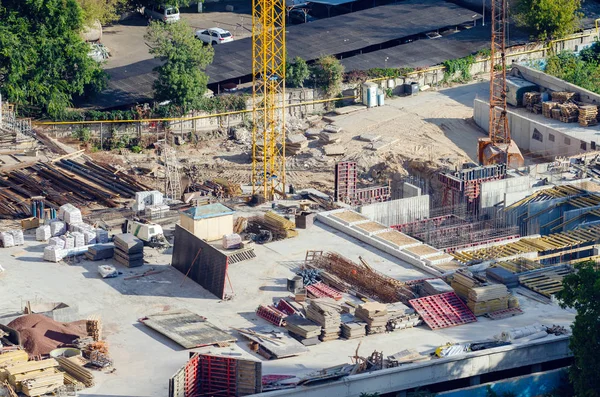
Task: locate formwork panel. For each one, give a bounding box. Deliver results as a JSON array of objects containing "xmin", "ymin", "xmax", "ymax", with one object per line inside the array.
[{"xmin": 409, "ymin": 292, "xmax": 477, "ymax": 330}]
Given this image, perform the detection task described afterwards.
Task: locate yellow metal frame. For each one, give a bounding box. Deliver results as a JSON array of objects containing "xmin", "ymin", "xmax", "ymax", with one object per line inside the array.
[{"xmin": 252, "ymin": 0, "xmax": 286, "ymax": 200}]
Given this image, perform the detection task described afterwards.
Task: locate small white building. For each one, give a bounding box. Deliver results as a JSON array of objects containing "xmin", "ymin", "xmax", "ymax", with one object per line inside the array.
[{"xmin": 179, "ymin": 203, "xmax": 234, "ymax": 241}]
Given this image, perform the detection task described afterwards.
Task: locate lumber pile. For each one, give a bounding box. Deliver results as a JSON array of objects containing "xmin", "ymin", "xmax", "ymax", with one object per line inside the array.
[
  {"xmin": 355, "ymin": 302, "xmax": 389, "ymax": 335},
  {"xmin": 56, "ymin": 357, "xmax": 94, "ymax": 387},
  {"xmin": 340, "ymin": 321, "xmax": 366, "ymax": 339},
  {"xmin": 551, "ymin": 108, "xmax": 562, "ymax": 120},
  {"xmin": 578, "ymin": 105, "xmax": 598, "ymax": 127},
  {"xmin": 285, "ymin": 314, "xmax": 322, "ymax": 346},
  {"xmin": 559, "ymin": 103, "xmax": 579, "ymax": 122},
  {"xmin": 4, "ymin": 358, "xmax": 61, "ymax": 395},
  {"xmin": 467, "ymin": 284, "xmax": 509, "ymax": 316},
  {"xmin": 306, "ymin": 299, "xmax": 341, "ymax": 341},
  {"xmin": 285, "ymin": 134, "xmax": 309, "ymax": 155},
  {"xmin": 450, "ymin": 270, "xmax": 478, "ymax": 300},
  {"xmin": 86, "ymin": 319, "xmax": 102, "ymax": 341},
  {"xmin": 524, "ymin": 92, "xmax": 541, "ymax": 112},
  {"xmin": 264, "ymin": 211, "xmax": 298, "ymax": 238},
  {"xmin": 551, "ymin": 91, "xmax": 578, "ymax": 103},
  {"xmin": 542, "ymin": 101, "xmax": 558, "ymax": 118},
  {"xmin": 212, "ymin": 178, "xmax": 242, "ymax": 197}
]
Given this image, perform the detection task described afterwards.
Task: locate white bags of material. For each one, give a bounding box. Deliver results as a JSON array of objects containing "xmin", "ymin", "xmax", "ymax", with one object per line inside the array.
[
  {"xmin": 43, "ymin": 245, "xmax": 64, "ymax": 262},
  {"xmin": 71, "ymin": 232, "xmax": 85, "ymax": 248},
  {"xmin": 36, "ymin": 225, "xmax": 52, "ymax": 241},
  {"xmin": 59, "ymin": 204, "xmax": 83, "ymax": 224},
  {"xmin": 84, "ymin": 231, "xmax": 97, "ymax": 245},
  {"xmin": 50, "ymin": 221, "xmax": 66, "ymax": 236},
  {"xmin": 0, "ymin": 232, "xmax": 15, "ymax": 248},
  {"xmin": 10, "ymin": 230, "xmax": 24, "ymax": 246},
  {"xmin": 60, "ymin": 234, "xmax": 75, "ymax": 250}
]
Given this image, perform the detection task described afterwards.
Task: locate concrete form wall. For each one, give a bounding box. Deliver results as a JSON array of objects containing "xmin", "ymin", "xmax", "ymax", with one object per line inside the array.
[
  {"xmin": 358, "ymin": 196, "xmax": 430, "ymax": 226},
  {"xmin": 473, "ymin": 98, "xmax": 590, "ymax": 157},
  {"xmin": 257, "ymin": 336, "xmax": 571, "ymax": 397},
  {"xmin": 480, "ymin": 176, "xmax": 535, "ymax": 212}
]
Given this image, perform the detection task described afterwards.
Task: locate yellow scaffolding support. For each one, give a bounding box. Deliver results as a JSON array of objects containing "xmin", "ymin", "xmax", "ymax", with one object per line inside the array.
[{"xmin": 252, "ymin": 0, "xmax": 286, "ymax": 200}]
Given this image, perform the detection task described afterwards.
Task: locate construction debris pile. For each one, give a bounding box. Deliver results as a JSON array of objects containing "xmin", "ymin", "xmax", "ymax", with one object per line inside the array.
[{"xmin": 246, "ymin": 211, "xmax": 298, "ymax": 243}]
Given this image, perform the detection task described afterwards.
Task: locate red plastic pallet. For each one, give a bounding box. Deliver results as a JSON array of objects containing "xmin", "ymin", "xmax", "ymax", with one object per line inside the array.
[
  {"xmin": 256, "ymin": 305, "xmax": 287, "ymax": 327},
  {"xmin": 306, "ymin": 282, "xmax": 343, "ymax": 300},
  {"xmin": 409, "ymin": 292, "xmax": 477, "ymax": 330},
  {"xmin": 276, "ymin": 299, "xmax": 297, "ymax": 315}
]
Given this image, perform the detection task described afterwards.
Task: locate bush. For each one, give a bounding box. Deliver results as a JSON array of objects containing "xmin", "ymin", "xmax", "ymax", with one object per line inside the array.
[
  {"xmin": 286, "ymin": 56, "xmax": 310, "ymax": 88},
  {"xmin": 442, "ymin": 55, "xmax": 475, "ymax": 83},
  {"xmin": 344, "ymin": 70, "xmax": 368, "ymax": 84},
  {"xmin": 311, "ymin": 56, "xmax": 345, "ymax": 98},
  {"xmin": 130, "ymin": 145, "xmax": 142, "ymax": 153},
  {"xmin": 72, "ymin": 127, "xmax": 92, "ymax": 143}
]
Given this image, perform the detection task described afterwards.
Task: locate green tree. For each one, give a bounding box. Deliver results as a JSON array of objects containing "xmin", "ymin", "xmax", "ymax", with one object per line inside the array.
[
  {"xmin": 556, "ymin": 260, "xmax": 600, "ymax": 396},
  {"xmin": 512, "ymin": 0, "xmax": 582, "ymax": 40},
  {"xmin": 0, "ymin": 0, "xmax": 107, "ymax": 118},
  {"xmin": 545, "ymin": 50, "xmax": 600, "ymax": 94},
  {"xmin": 311, "ymin": 55, "xmax": 344, "ymax": 98},
  {"xmin": 145, "ymin": 20, "xmax": 214, "ymax": 110},
  {"xmin": 77, "ymin": 0, "xmax": 136, "ymax": 25},
  {"xmin": 286, "ymin": 56, "xmax": 310, "ymax": 88}
]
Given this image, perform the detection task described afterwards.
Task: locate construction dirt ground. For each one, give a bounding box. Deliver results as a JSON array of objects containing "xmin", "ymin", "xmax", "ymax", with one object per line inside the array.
[{"xmin": 107, "ymin": 81, "xmax": 490, "ymax": 199}]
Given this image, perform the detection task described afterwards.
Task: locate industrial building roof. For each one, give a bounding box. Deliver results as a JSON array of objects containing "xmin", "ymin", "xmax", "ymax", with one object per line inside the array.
[
  {"xmin": 205, "ymin": 0, "xmax": 482, "ymax": 84},
  {"xmin": 181, "ymin": 203, "xmax": 235, "ymax": 220}
]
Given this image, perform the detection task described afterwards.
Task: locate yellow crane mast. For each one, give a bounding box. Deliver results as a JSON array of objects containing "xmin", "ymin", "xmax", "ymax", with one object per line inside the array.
[{"xmin": 252, "ymin": 0, "xmax": 287, "ymax": 200}]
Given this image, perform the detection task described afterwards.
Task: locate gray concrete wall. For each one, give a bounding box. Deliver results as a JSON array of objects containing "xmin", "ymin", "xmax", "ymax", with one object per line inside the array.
[
  {"xmin": 403, "ymin": 182, "xmax": 422, "ymax": 198},
  {"xmin": 358, "ymin": 196, "xmax": 430, "ymax": 226},
  {"xmin": 480, "ymin": 176, "xmax": 535, "ymax": 212},
  {"xmin": 473, "ymin": 98, "xmax": 589, "ymax": 157},
  {"xmin": 257, "ymin": 336, "xmax": 571, "ymax": 397}
]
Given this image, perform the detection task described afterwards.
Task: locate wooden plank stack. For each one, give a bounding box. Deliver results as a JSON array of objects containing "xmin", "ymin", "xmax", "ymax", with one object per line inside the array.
[
  {"xmin": 578, "ymin": 105, "xmax": 598, "ymax": 127},
  {"xmin": 355, "ymin": 302, "xmax": 389, "ymax": 335},
  {"xmin": 450, "ymin": 270, "xmax": 478, "ymax": 300},
  {"xmin": 5, "ymin": 358, "xmax": 62, "ymax": 396},
  {"xmin": 285, "ymin": 314, "xmax": 322, "ymax": 346},
  {"xmin": 340, "ymin": 321, "xmax": 366, "ymax": 339},
  {"xmin": 305, "ymin": 299, "xmax": 341, "ymax": 342},
  {"xmin": 559, "ymin": 103, "xmax": 579, "ymax": 122},
  {"xmin": 551, "ymin": 108, "xmax": 562, "ymax": 120},
  {"xmin": 86, "ymin": 318, "xmax": 102, "ymax": 341},
  {"xmin": 264, "ymin": 211, "xmax": 298, "ymax": 239},
  {"xmin": 542, "ymin": 101, "xmax": 558, "ymax": 118},
  {"xmin": 551, "ymin": 91, "xmax": 579, "ymax": 103},
  {"xmin": 56, "ymin": 357, "xmax": 94, "ymax": 387},
  {"xmin": 523, "ymin": 92, "xmax": 542, "ymax": 112},
  {"xmin": 466, "ymin": 284, "xmax": 509, "ymax": 316}
]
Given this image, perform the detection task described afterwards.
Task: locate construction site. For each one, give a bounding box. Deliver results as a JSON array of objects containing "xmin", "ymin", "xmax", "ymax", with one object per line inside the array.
[{"xmin": 2, "ymin": 0, "xmax": 600, "ymax": 396}]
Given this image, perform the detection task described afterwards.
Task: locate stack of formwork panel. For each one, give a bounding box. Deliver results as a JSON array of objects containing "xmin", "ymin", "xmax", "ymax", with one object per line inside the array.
[
  {"xmin": 423, "ymin": 279, "xmax": 454, "ymax": 295},
  {"xmin": 578, "ymin": 105, "xmax": 598, "ymax": 127},
  {"xmin": 306, "ymin": 299, "xmax": 341, "ymax": 341},
  {"xmin": 285, "ymin": 314, "xmax": 322, "ymax": 345},
  {"xmin": 113, "ymin": 233, "xmax": 144, "ymax": 268},
  {"xmin": 467, "ymin": 284, "xmax": 509, "ymax": 316},
  {"xmin": 542, "ymin": 101, "xmax": 558, "ymax": 118},
  {"xmin": 85, "ymin": 244, "xmax": 114, "ymax": 261},
  {"xmin": 355, "ymin": 302, "xmax": 389, "ymax": 335},
  {"xmin": 340, "ymin": 321, "xmax": 366, "ymax": 339}
]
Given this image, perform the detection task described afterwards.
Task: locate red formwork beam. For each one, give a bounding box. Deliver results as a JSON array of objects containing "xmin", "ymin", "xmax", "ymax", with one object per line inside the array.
[
  {"xmin": 198, "ymin": 354, "xmax": 237, "ymax": 397},
  {"xmin": 256, "ymin": 305, "xmax": 287, "ymax": 327},
  {"xmin": 306, "ymin": 282, "xmax": 343, "ymax": 300},
  {"xmin": 409, "ymin": 292, "xmax": 477, "ymax": 330}
]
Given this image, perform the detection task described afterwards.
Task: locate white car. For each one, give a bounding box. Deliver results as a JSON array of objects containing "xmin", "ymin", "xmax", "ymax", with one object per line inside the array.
[{"xmin": 195, "ymin": 28, "xmax": 234, "ymax": 45}]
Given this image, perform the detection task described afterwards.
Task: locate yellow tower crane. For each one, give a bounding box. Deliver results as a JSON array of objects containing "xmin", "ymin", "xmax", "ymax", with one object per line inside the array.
[{"xmin": 252, "ymin": 0, "xmax": 287, "ymax": 200}]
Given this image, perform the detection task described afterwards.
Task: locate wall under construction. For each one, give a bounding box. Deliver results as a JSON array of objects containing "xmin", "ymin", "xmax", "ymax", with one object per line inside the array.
[
  {"xmin": 172, "ymin": 225, "xmax": 229, "ymax": 299},
  {"xmin": 358, "ymin": 196, "xmax": 430, "ymax": 226}
]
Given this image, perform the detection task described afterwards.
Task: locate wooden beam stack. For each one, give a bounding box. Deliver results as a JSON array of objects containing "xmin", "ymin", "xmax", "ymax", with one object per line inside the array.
[
  {"xmin": 355, "ymin": 302, "xmax": 389, "ymax": 335},
  {"xmin": 5, "ymin": 358, "xmax": 61, "ymax": 395},
  {"xmin": 578, "ymin": 105, "xmax": 598, "ymax": 127},
  {"xmin": 542, "ymin": 101, "xmax": 558, "ymax": 118},
  {"xmin": 56, "ymin": 357, "xmax": 94, "ymax": 388},
  {"xmin": 559, "ymin": 103, "xmax": 579, "ymax": 123}
]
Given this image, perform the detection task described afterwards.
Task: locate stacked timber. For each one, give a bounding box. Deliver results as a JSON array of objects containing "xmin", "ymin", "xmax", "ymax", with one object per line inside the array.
[
  {"xmin": 551, "ymin": 108, "xmax": 562, "ymax": 120},
  {"xmin": 355, "ymin": 302, "xmax": 389, "ymax": 335},
  {"xmin": 578, "ymin": 105, "xmax": 598, "ymax": 127},
  {"xmin": 285, "ymin": 314, "xmax": 322, "ymax": 346},
  {"xmin": 559, "ymin": 103, "xmax": 579, "ymax": 122},
  {"xmin": 423, "ymin": 278, "xmax": 453, "ymax": 295},
  {"xmin": 285, "ymin": 134, "xmax": 309, "ymax": 155},
  {"xmin": 340, "ymin": 321, "xmax": 366, "ymax": 339},
  {"xmin": 0, "ymin": 350, "xmax": 28, "ymax": 381},
  {"xmin": 263, "ymin": 211, "xmax": 298, "ymax": 238},
  {"xmin": 113, "ymin": 233, "xmax": 143, "ymax": 268},
  {"xmin": 86, "ymin": 319, "xmax": 102, "ymax": 341},
  {"xmin": 56, "ymin": 357, "xmax": 94, "ymax": 387},
  {"xmin": 551, "ymin": 91, "xmax": 578, "ymax": 103},
  {"xmin": 542, "ymin": 101, "xmax": 558, "ymax": 118},
  {"xmin": 306, "ymin": 299, "xmax": 341, "ymax": 341},
  {"xmin": 524, "ymin": 92, "xmax": 541, "ymax": 112},
  {"xmin": 5, "ymin": 358, "xmax": 61, "ymax": 395},
  {"xmin": 467, "ymin": 284, "xmax": 509, "ymax": 316},
  {"xmin": 450, "ymin": 270, "xmax": 478, "ymax": 300}
]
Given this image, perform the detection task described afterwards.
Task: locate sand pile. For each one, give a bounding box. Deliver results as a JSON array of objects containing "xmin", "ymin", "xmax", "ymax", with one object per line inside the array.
[{"xmin": 7, "ymin": 314, "xmax": 87, "ymax": 356}]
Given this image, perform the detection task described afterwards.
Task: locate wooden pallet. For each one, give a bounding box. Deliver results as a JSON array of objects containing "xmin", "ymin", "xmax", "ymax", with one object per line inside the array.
[
  {"xmin": 518, "ymin": 267, "xmax": 573, "ymax": 297},
  {"xmin": 486, "ymin": 307, "xmax": 524, "ymax": 320}
]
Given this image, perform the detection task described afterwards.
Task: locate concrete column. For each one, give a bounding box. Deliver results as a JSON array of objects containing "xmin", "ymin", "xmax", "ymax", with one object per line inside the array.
[
  {"xmin": 531, "ymin": 363, "xmax": 542, "ymax": 373},
  {"xmin": 470, "ymin": 375, "xmax": 481, "ymax": 386}
]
